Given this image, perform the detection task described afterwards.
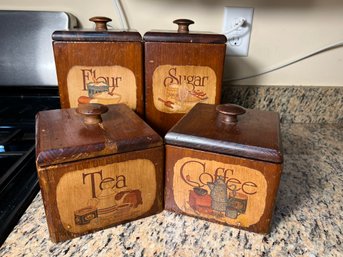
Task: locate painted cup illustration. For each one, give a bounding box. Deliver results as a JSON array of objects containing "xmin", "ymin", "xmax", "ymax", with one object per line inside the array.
[{"xmin": 91, "ymin": 92, "xmax": 122, "ymax": 105}]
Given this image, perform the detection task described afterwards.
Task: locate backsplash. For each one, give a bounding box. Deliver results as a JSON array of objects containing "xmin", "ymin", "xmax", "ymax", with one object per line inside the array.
[{"xmin": 222, "ymin": 85, "xmax": 343, "ymax": 123}]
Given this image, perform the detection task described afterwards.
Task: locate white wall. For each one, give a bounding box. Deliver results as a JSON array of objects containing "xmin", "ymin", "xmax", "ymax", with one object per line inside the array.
[{"xmin": 2, "ymin": 0, "xmax": 343, "ymax": 86}]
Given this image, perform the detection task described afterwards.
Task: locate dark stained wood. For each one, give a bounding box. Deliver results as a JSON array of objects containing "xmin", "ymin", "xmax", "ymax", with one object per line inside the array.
[
  {"xmin": 38, "ymin": 146, "xmax": 164, "ymax": 243},
  {"xmin": 165, "ymin": 103, "xmax": 283, "ymax": 163},
  {"xmin": 89, "ymin": 16, "xmax": 112, "ymax": 31},
  {"xmin": 36, "ymin": 104, "xmax": 164, "ymax": 242},
  {"xmin": 52, "ymin": 30, "xmax": 142, "ymax": 42},
  {"xmin": 53, "ymin": 35, "xmax": 144, "ymax": 116},
  {"xmin": 165, "ymin": 145, "xmax": 282, "ymax": 234},
  {"xmin": 144, "ymin": 42, "xmax": 226, "ymax": 135},
  {"xmin": 144, "ymin": 18, "xmax": 227, "ymax": 43},
  {"xmin": 143, "ymin": 31, "xmax": 227, "ymax": 44},
  {"xmin": 36, "ymin": 104, "xmax": 162, "ymax": 167}
]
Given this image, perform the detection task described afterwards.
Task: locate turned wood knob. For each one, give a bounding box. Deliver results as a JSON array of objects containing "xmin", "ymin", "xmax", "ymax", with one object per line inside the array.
[
  {"xmin": 216, "ymin": 104, "xmax": 246, "ymax": 124},
  {"xmin": 77, "ymin": 103, "xmax": 109, "ymax": 125},
  {"xmin": 173, "ymin": 19, "xmax": 194, "ymax": 33},
  {"xmin": 89, "ymin": 16, "xmax": 112, "ymax": 31}
]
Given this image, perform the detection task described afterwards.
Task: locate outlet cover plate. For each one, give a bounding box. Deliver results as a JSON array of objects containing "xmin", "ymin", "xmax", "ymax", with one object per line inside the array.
[{"xmin": 223, "ymin": 7, "xmax": 254, "ymax": 57}]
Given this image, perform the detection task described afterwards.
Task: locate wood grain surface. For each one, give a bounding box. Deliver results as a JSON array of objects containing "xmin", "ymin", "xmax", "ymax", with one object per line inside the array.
[
  {"xmin": 53, "ymin": 41, "xmax": 144, "ymax": 116},
  {"xmin": 144, "ymin": 31, "xmax": 227, "ymax": 44},
  {"xmin": 144, "ymin": 42, "xmax": 226, "ymax": 135},
  {"xmin": 36, "ymin": 104, "xmax": 162, "ymax": 167},
  {"xmin": 165, "ymin": 103, "xmax": 283, "ymax": 163},
  {"xmin": 165, "ymin": 145, "xmax": 282, "ymax": 234},
  {"xmin": 37, "ymin": 146, "xmax": 164, "ymax": 243},
  {"xmin": 53, "ymin": 30, "xmax": 142, "ymax": 42}
]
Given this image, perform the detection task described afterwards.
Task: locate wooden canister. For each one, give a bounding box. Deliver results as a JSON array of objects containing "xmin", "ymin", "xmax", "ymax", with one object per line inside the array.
[
  {"xmin": 144, "ymin": 19, "xmax": 227, "ymax": 135},
  {"xmin": 164, "ymin": 103, "xmax": 283, "ymax": 233},
  {"xmin": 36, "ymin": 104, "xmax": 163, "ymax": 242},
  {"xmin": 53, "ymin": 17, "xmax": 144, "ymax": 116}
]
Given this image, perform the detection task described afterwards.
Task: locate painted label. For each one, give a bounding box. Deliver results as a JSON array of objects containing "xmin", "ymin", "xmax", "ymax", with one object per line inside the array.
[
  {"xmin": 152, "ymin": 65, "xmax": 216, "ymax": 113},
  {"xmin": 56, "ymin": 159, "xmax": 156, "ymax": 233},
  {"xmin": 173, "ymin": 157, "xmax": 267, "ymax": 227},
  {"xmin": 67, "ymin": 65, "xmax": 137, "ymax": 109}
]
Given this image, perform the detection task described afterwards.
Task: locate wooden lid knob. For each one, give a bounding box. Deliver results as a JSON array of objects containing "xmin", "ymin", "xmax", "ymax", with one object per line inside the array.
[
  {"xmin": 89, "ymin": 16, "xmax": 112, "ymax": 31},
  {"xmin": 76, "ymin": 103, "xmax": 109, "ymax": 125},
  {"xmin": 216, "ymin": 104, "xmax": 246, "ymax": 124},
  {"xmin": 173, "ymin": 19, "xmax": 194, "ymax": 33}
]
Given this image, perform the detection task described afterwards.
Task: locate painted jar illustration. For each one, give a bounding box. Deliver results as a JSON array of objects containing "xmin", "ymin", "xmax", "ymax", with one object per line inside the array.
[
  {"xmin": 164, "ymin": 103, "xmax": 283, "ymax": 234},
  {"xmin": 53, "ymin": 16, "xmax": 144, "ymax": 116},
  {"xmin": 144, "ymin": 19, "xmax": 227, "ymax": 135},
  {"xmin": 207, "ymin": 176, "xmax": 227, "ymax": 212},
  {"xmin": 36, "ymin": 103, "xmax": 163, "ymax": 242}
]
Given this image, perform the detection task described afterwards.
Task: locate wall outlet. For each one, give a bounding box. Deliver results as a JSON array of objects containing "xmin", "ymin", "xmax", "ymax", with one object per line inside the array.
[{"xmin": 223, "ymin": 7, "xmax": 254, "ymax": 57}]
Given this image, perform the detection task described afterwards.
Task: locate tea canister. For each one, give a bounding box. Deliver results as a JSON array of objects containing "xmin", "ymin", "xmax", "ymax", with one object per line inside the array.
[
  {"xmin": 164, "ymin": 103, "xmax": 283, "ymax": 233},
  {"xmin": 53, "ymin": 16, "xmax": 144, "ymax": 116},
  {"xmin": 144, "ymin": 19, "xmax": 227, "ymax": 135},
  {"xmin": 36, "ymin": 104, "xmax": 163, "ymax": 242}
]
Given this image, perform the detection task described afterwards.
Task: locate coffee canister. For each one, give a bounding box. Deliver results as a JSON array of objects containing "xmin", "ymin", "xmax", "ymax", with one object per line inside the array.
[{"xmin": 164, "ymin": 103, "xmax": 283, "ymax": 233}]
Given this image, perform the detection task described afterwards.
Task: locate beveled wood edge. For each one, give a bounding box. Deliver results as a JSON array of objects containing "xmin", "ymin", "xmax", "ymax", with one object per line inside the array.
[
  {"xmin": 52, "ymin": 30, "xmax": 142, "ymax": 42},
  {"xmin": 143, "ymin": 31, "xmax": 227, "ymax": 44},
  {"xmin": 36, "ymin": 141, "xmax": 164, "ymax": 168},
  {"xmin": 35, "ymin": 105, "xmax": 163, "ymax": 167},
  {"xmin": 165, "ymin": 132, "xmax": 283, "ymax": 164}
]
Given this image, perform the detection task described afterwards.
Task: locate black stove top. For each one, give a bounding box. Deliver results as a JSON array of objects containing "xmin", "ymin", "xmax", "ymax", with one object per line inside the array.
[{"xmin": 0, "ymin": 86, "xmax": 60, "ymax": 245}]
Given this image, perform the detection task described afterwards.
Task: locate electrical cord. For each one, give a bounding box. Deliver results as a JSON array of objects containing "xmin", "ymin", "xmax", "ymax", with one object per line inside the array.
[
  {"xmin": 224, "ymin": 41, "xmax": 343, "ymax": 82},
  {"xmin": 108, "ymin": 4, "xmax": 342, "ymax": 83},
  {"xmin": 223, "ymin": 17, "xmax": 246, "ymax": 37},
  {"xmin": 113, "ymin": 0, "xmax": 129, "ymax": 30}
]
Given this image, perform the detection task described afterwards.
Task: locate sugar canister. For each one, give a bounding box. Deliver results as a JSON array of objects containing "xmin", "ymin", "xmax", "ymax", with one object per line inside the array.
[{"xmin": 144, "ymin": 19, "xmax": 227, "ymax": 134}]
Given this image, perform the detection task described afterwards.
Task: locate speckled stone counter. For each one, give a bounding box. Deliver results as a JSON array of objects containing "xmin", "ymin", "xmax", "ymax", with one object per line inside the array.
[
  {"xmin": 222, "ymin": 86, "xmax": 343, "ymax": 123},
  {"xmin": 1, "ymin": 123, "xmax": 342, "ymax": 257}
]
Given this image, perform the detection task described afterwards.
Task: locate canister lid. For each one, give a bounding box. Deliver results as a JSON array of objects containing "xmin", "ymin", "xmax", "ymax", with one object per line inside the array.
[
  {"xmin": 143, "ymin": 19, "xmax": 227, "ymax": 44},
  {"xmin": 52, "ymin": 16, "xmax": 141, "ymax": 42},
  {"xmin": 36, "ymin": 104, "xmax": 163, "ymax": 167},
  {"xmin": 165, "ymin": 103, "xmax": 283, "ymax": 163}
]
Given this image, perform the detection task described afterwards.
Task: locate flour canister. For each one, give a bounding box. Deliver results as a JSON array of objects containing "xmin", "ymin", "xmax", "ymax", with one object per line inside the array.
[
  {"xmin": 144, "ymin": 19, "xmax": 227, "ymax": 135},
  {"xmin": 36, "ymin": 103, "xmax": 163, "ymax": 242},
  {"xmin": 53, "ymin": 16, "xmax": 144, "ymax": 116},
  {"xmin": 164, "ymin": 103, "xmax": 283, "ymax": 233}
]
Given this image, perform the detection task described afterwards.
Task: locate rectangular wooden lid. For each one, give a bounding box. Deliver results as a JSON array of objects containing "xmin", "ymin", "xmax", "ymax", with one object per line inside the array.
[
  {"xmin": 165, "ymin": 103, "xmax": 283, "ymax": 163},
  {"xmin": 52, "ymin": 16, "xmax": 142, "ymax": 42},
  {"xmin": 36, "ymin": 104, "xmax": 162, "ymax": 167},
  {"xmin": 52, "ymin": 30, "xmax": 142, "ymax": 42},
  {"xmin": 143, "ymin": 19, "xmax": 227, "ymax": 44}
]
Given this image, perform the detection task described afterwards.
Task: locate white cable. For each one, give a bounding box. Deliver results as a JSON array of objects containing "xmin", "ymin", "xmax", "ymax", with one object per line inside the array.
[
  {"xmin": 224, "ymin": 41, "xmax": 343, "ymax": 82},
  {"xmin": 223, "ymin": 17, "xmax": 246, "ymax": 38},
  {"xmin": 113, "ymin": 0, "xmax": 129, "ymax": 30}
]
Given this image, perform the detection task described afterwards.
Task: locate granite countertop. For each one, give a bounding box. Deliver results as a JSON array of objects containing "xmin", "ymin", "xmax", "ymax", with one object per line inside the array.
[{"xmin": 0, "ymin": 123, "xmax": 342, "ymax": 257}]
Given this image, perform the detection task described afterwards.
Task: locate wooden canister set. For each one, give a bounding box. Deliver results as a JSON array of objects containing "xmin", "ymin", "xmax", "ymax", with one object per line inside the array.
[{"xmin": 36, "ymin": 16, "xmax": 283, "ymax": 242}]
